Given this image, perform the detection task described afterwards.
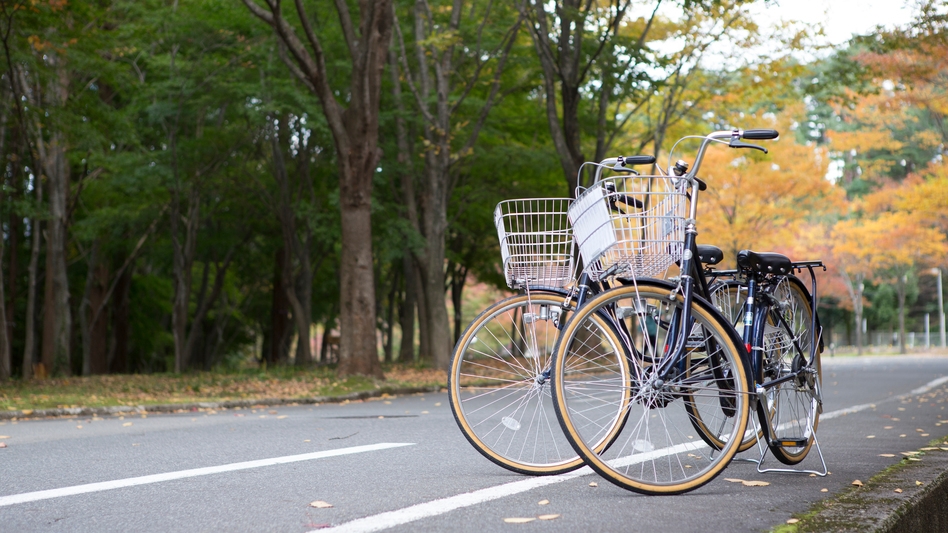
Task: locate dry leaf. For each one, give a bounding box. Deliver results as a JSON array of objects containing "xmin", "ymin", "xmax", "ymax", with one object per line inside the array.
[
  {"xmin": 895, "ymin": 488, "xmax": 903, "ymax": 493},
  {"xmin": 916, "ymin": 481, "xmax": 923, "ymax": 486},
  {"xmin": 908, "ymin": 458, "xmax": 922, "ymax": 462},
  {"xmin": 742, "ymin": 480, "xmax": 770, "ymax": 487},
  {"xmin": 920, "ymin": 447, "xmax": 939, "ymax": 451},
  {"xmin": 76, "ymin": 425, "xmax": 83, "ymax": 429},
  {"xmin": 589, "ymin": 482, "xmax": 598, "ymax": 487},
  {"xmin": 277, "ymin": 415, "xmax": 288, "ymax": 419},
  {"xmin": 901, "ymin": 451, "xmax": 921, "ymax": 456},
  {"xmin": 879, "ymin": 454, "xmax": 896, "ymax": 457},
  {"xmin": 538, "ymin": 514, "xmax": 560, "ymax": 521},
  {"xmin": 724, "ymin": 478, "xmax": 745, "ymax": 483},
  {"xmin": 0, "ymin": 435, "xmax": 9, "ymax": 439},
  {"xmin": 123, "ymin": 422, "xmax": 133, "ymax": 427},
  {"xmin": 866, "ymin": 435, "xmax": 876, "ymax": 438},
  {"xmin": 21, "ymin": 409, "xmax": 32, "ymax": 415},
  {"xmin": 503, "ymin": 518, "xmax": 535, "ymax": 524},
  {"xmin": 0, "ymin": 442, "xmax": 6, "ymax": 448},
  {"xmin": 309, "ymin": 501, "xmax": 333, "ymax": 508},
  {"xmin": 537, "ymin": 500, "xmax": 550, "ymax": 506},
  {"xmin": 786, "ymin": 518, "xmax": 800, "ymax": 524},
  {"xmin": 852, "ymin": 480, "xmax": 864, "ymax": 487},
  {"xmin": 820, "ymin": 488, "xmax": 828, "ymax": 492}
]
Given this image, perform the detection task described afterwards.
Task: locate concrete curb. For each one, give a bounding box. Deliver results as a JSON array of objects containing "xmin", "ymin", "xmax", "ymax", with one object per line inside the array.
[
  {"xmin": 0, "ymin": 385, "xmax": 444, "ymax": 420},
  {"xmin": 785, "ymin": 440, "xmax": 948, "ymax": 532}
]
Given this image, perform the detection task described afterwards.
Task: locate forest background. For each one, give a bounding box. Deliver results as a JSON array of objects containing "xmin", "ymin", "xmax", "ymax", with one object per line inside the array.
[{"xmin": 0, "ymin": 0, "xmax": 946, "ymax": 391}]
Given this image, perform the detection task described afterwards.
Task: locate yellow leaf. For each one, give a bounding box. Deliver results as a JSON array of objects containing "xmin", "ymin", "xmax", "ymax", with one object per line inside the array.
[
  {"xmin": 537, "ymin": 500, "xmax": 549, "ymax": 506},
  {"xmin": 742, "ymin": 480, "xmax": 770, "ymax": 487},
  {"xmin": 880, "ymin": 454, "xmax": 896, "ymax": 457},
  {"xmin": 895, "ymin": 488, "xmax": 903, "ymax": 493},
  {"xmin": 866, "ymin": 435, "xmax": 876, "ymax": 438},
  {"xmin": 821, "ymin": 488, "xmax": 828, "ymax": 492},
  {"xmin": 589, "ymin": 482, "xmax": 598, "ymax": 487},
  {"xmin": 724, "ymin": 478, "xmax": 745, "ymax": 483},
  {"xmin": 852, "ymin": 480, "xmax": 864, "ymax": 487},
  {"xmin": 21, "ymin": 409, "xmax": 32, "ymax": 415},
  {"xmin": 123, "ymin": 422, "xmax": 133, "ymax": 427},
  {"xmin": 920, "ymin": 447, "xmax": 939, "ymax": 451},
  {"xmin": 916, "ymin": 481, "xmax": 924, "ymax": 486},
  {"xmin": 309, "ymin": 501, "xmax": 333, "ymax": 508},
  {"xmin": 0, "ymin": 436, "xmax": 9, "ymax": 439},
  {"xmin": 787, "ymin": 518, "xmax": 800, "ymax": 524},
  {"xmin": 76, "ymin": 425, "xmax": 83, "ymax": 429},
  {"xmin": 538, "ymin": 514, "xmax": 560, "ymax": 520},
  {"xmin": 503, "ymin": 518, "xmax": 535, "ymax": 524},
  {"xmin": 901, "ymin": 451, "xmax": 921, "ymax": 456}
]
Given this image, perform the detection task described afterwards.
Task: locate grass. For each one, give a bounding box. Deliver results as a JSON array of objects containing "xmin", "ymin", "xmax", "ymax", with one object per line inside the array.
[{"xmin": 0, "ymin": 364, "xmax": 447, "ymax": 412}]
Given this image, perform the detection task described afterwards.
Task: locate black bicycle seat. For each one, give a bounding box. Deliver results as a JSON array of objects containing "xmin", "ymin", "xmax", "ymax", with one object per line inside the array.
[
  {"xmin": 696, "ymin": 245, "xmax": 724, "ymax": 266},
  {"xmin": 736, "ymin": 250, "xmax": 792, "ymax": 275}
]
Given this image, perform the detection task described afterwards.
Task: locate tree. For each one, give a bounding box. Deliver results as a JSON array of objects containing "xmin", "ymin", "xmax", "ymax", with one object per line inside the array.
[{"xmin": 243, "ymin": 0, "xmax": 392, "ymax": 377}]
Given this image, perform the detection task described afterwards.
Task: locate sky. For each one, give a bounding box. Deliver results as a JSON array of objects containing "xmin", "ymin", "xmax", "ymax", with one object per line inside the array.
[{"xmin": 748, "ymin": 0, "xmax": 918, "ymax": 46}]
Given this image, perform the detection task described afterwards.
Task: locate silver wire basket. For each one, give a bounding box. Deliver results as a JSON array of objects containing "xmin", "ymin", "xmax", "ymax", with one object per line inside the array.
[
  {"xmin": 494, "ymin": 198, "xmax": 575, "ymax": 289},
  {"xmin": 568, "ymin": 175, "xmax": 686, "ymax": 282}
]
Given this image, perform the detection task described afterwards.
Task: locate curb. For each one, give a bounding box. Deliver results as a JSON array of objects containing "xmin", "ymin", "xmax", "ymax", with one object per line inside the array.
[
  {"xmin": 0, "ymin": 385, "xmax": 444, "ymax": 420},
  {"xmin": 784, "ymin": 439, "xmax": 948, "ymax": 532}
]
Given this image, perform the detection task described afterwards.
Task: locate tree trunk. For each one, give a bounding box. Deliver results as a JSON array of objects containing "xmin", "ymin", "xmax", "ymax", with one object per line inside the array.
[
  {"xmin": 88, "ymin": 258, "xmax": 109, "ymax": 374},
  {"xmin": 270, "ymin": 247, "xmax": 291, "ymax": 365},
  {"xmin": 109, "ymin": 262, "xmax": 131, "ymax": 373},
  {"xmin": 0, "ymin": 229, "xmax": 9, "ymax": 380},
  {"xmin": 39, "ymin": 129, "xmax": 71, "ymax": 376},
  {"xmin": 399, "ymin": 254, "xmax": 416, "ymax": 362},
  {"xmin": 22, "ymin": 178, "xmax": 41, "ymax": 379}
]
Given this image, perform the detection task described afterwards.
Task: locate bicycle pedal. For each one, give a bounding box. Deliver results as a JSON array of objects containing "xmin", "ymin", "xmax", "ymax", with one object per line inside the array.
[{"xmin": 771, "ymin": 438, "xmax": 808, "ymax": 447}]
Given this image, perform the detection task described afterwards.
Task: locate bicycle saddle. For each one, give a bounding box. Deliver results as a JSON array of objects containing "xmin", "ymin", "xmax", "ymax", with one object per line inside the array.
[
  {"xmin": 696, "ymin": 245, "xmax": 723, "ymax": 266},
  {"xmin": 737, "ymin": 250, "xmax": 792, "ymax": 275}
]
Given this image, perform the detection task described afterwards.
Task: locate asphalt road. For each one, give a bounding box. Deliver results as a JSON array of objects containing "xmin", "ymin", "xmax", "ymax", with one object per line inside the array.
[{"xmin": 2, "ymin": 354, "xmax": 948, "ymax": 533}]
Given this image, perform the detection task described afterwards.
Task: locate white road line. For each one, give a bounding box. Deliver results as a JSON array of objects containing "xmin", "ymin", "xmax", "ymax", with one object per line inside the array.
[
  {"xmin": 318, "ymin": 373, "xmax": 948, "ymax": 533},
  {"xmin": 0, "ymin": 442, "xmax": 414, "ymax": 507}
]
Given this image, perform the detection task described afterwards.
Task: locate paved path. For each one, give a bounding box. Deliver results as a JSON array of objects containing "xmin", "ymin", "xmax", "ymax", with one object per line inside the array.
[{"xmin": 2, "ymin": 355, "xmax": 947, "ymax": 532}]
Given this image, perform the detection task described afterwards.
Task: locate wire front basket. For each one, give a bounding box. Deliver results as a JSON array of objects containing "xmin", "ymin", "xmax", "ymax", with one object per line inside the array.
[
  {"xmin": 495, "ymin": 198, "xmax": 575, "ymax": 289},
  {"xmin": 568, "ymin": 175, "xmax": 686, "ymax": 282}
]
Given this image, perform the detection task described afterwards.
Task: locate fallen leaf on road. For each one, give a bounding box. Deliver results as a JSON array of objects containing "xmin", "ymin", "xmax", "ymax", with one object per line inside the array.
[
  {"xmin": 504, "ymin": 518, "xmax": 535, "ymax": 524},
  {"xmin": 589, "ymin": 482, "xmax": 598, "ymax": 487},
  {"xmin": 901, "ymin": 451, "xmax": 921, "ymax": 456},
  {"xmin": 916, "ymin": 481, "xmax": 923, "ymax": 486},
  {"xmin": 920, "ymin": 447, "xmax": 939, "ymax": 451},
  {"xmin": 879, "ymin": 454, "xmax": 896, "ymax": 457},
  {"xmin": 309, "ymin": 501, "xmax": 333, "ymax": 508},
  {"xmin": 76, "ymin": 425, "xmax": 83, "ymax": 429},
  {"xmin": 537, "ymin": 500, "xmax": 549, "ymax": 506},
  {"xmin": 895, "ymin": 488, "xmax": 903, "ymax": 493},
  {"xmin": 820, "ymin": 488, "xmax": 828, "ymax": 492},
  {"xmin": 786, "ymin": 519, "xmax": 799, "ymax": 524},
  {"xmin": 866, "ymin": 435, "xmax": 875, "ymax": 438},
  {"xmin": 123, "ymin": 422, "xmax": 133, "ymax": 427},
  {"xmin": 743, "ymin": 480, "xmax": 770, "ymax": 487},
  {"xmin": 538, "ymin": 514, "xmax": 560, "ymax": 521},
  {"xmin": 852, "ymin": 480, "xmax": 864, "ymax": 487},
  {"xmin": 0, "ymin": 436, "xmax": 9, "ymax": 439},
  {"xmin": 277, "ymin": 415, "xmax": 288, "ymax": 419},
  {"xmin": 0, "ymin": 442, "xmax": 6, "ymax": 448}
]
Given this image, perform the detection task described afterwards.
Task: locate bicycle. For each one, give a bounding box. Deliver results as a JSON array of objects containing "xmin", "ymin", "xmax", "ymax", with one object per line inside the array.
[
  {"xmin": 549, "ymin": 129, "xmax": 826, "ymax": 494},
  {"xmin": 448, "ymin": 156, "xmax": 657, "ymax": 475}
]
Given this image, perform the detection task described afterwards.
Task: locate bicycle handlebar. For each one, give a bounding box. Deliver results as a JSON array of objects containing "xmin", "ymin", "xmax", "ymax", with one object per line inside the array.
[{"xmin": 687, "ymin": 128, "xmax": 780, "ymax": 180}]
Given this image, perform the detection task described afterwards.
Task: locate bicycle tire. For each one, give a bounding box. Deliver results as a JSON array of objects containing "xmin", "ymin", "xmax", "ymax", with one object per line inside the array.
[
  {"xmin": 765, "ymin": 275, "xmax": 822, "ymax": 465},
  {"xmin": 448, "ymin": 292, "xmax": 625, "ymax": 475},
  {"xmin": 552, "ymin": 280, "xmax": 750, "ymax": 495}
]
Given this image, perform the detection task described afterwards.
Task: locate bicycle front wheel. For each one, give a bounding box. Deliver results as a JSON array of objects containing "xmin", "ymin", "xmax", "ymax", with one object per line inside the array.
[
  {"xmin": 449, "ymin": 292, "xmax": 586, "ymax": 475},
  {"xmin": 552, "ymin": 280, "xmax": 751, "ymax": 495}
]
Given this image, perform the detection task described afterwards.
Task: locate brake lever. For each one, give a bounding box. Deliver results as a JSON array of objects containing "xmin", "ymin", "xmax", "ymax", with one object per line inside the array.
[{"xmin": 728, "ymin": 139, "xmax": 768, "ymax": 154}]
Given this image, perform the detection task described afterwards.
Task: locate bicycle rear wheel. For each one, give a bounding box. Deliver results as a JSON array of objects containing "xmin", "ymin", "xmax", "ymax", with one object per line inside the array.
[
  {"xmin": 765, "ymin": 276, "xmax": 821, "ymax": 465},
  {"xmin": 552, "ymin": 280, "xmax": 750, "ymax": 495},
  {"xmin": 449, "ymin": 292, "xmax": 588, "ymax": 475}
]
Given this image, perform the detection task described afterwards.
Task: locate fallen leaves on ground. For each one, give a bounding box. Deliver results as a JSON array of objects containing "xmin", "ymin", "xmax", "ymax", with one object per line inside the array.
[
  {"xmin": 503, "ymin": 518, "xmax": 535, "ymax": 524},
  {"xmin": 309, "ymin": 501, "xmax": 333, "ymax": 508}
]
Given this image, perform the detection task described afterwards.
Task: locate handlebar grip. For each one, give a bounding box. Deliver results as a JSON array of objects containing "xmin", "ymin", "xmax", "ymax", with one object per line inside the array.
[
  {"xmin": 742, "ymin": 129, "xmax": 779, "ymax": 140},
  {"xmin": 620, "ymin": 155, "xmax": 656, "ymax": 166}
]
